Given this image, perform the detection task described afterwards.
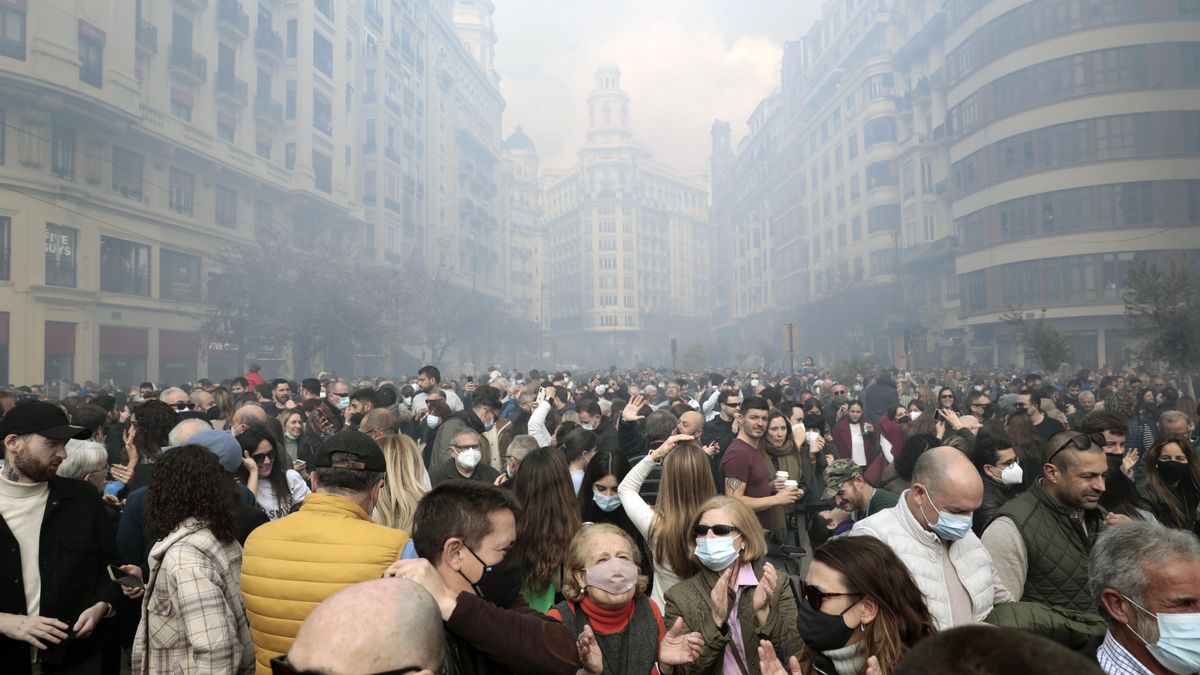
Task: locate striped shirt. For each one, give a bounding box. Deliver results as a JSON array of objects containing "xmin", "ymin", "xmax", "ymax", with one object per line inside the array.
[{"xmin": 1097, "ymin": 630, "xmax": 1155, "ymax": 675}]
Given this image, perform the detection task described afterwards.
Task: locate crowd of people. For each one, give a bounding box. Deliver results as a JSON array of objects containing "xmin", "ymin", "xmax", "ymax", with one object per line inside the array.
[{"xmin": 0, "ymin": 360, "xmax": 1198, "ymax": 675}]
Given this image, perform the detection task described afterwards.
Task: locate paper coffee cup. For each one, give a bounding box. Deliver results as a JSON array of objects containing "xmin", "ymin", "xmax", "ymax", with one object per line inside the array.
[
  {"xmin": 784, "ymin": 480, "xmax": 799, "ymax": 489},
  {"xmin": 776, "ymin": 471, "xmax": 789, "ymax": 480}
]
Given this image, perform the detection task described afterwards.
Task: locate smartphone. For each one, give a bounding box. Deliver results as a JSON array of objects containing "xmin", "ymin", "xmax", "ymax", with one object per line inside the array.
[
  {"xmin": 466, "ymin": 375, "xmax": 474, "ymax": 383},
  {"xmin": 293, "ymin": 459, "xmax": 307, "ymax": 472},
  {"xmin": 107, "ymin": 564, "xmax": 144, "ymax": 590}
]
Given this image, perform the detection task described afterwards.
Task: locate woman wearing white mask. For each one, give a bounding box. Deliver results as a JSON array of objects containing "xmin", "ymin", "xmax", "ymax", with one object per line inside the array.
[
  {"xmin": 549, "ymin": 524, "xmax": 704, "ymax": 675},
  {"xmin": 663, "ymin": 496, "xmax": 798, "ymax": 674}
]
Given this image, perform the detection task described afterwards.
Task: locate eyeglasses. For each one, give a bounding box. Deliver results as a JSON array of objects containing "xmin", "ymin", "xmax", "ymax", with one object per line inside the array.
[
  {"xmin": 171, "ymin": 402, "xmax": 195, "ymax": 410},
  {"xmin": 692, "ymin": 524, "xmax": 741, "ymax": 537},
  {"xmin": 970, "ymin": 402, "xmax": 987, "ymax": 409},
  {"xmin": 940, "ymin": 394, "xmax": 955, "ymax": 400},
  {"xmin": 252, "ymin": 450, "xmax": 275, "ymax": 464},
  {"xmin": 270, "ymin": 655, "xmax": 423, "ymax": 675},
  {"xmin": 832, "ymin": 390, "xmax": 847, "ymax": 396},
  {"xmin": 1046, "ymin": 432, "xmax": 1106, "ymax": 465},
  {"xmin": 453, "ymin": 444, "xmax": 481, "ymax": 452},
  {"xmin": 801, "ymin": 583, "xmax": 863, "ymax": 611}
]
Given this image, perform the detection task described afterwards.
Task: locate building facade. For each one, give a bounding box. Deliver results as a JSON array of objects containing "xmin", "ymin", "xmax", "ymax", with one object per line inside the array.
[
  {"xmin": 502, "ymin": 126, "xmax": 546, "ymax": 330},
  {"xmin": 0, "ymin": 0, "xmax": 508, "ymax": 386},
  {"xmin": 544, "ymin": 67, "xmax": 710, "ymax": 366}
]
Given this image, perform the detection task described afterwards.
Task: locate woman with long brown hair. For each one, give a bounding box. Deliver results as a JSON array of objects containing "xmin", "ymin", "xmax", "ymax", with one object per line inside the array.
[
  {"xmin": 758, "ymin": 536, "xmax": 936, "ymax": 675},
  {"xmin": 1141, "ymin": 434, "xmax": 1200, "ymax": 532},
  {"xmin": 111, "ymin": 399, "xmax": 178, "ymax": 498},
  {"xmin": 619, "ymin": 435, "xmax": 716, "ymax": 606},
  {"xmin": 1004, "ymin": 411, "xmax": 1044, "ymax": 489},
  {"xmin": 513, "ymin": 446, "xmax": 583, "ymax": 612},
  {"xmin": 762, "ymin": 409, "xmax": 807, "ymax": 549}
]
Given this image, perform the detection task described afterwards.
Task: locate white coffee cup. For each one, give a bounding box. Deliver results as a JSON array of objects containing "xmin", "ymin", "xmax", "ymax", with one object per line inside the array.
[
  {"xmin": 776, "ymin": 471, "xmax": 789, "ymax": 480},
  {"xmin": 784, "ymin": 479, "xmax": 799, "ymax": 489}
]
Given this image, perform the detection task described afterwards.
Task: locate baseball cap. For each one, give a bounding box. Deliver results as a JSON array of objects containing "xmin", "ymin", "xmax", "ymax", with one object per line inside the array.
[
  {"xmin": 822, "ymin": 458, "xmax": 864, "ymax": 500},
  {"xmin": 312, "ymin": 429, "xmax": 386, "ymax": 472},
  {"xmin": 0, "ymin": 401, "xmax": 91, "ymax": 441}
]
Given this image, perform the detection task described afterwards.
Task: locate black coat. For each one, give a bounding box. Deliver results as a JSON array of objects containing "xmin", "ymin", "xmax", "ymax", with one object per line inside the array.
[{"xmin": 0, "ymin": 477, "xmax": 121, "ymax": 673}]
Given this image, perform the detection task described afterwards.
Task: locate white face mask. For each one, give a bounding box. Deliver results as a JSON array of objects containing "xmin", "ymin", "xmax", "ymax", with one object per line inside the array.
[
  {"xmin": 455, "ymin": 448, "xmax": 481, "ymax": 470},
  {"xmin": 750, "ymin": 379, "xmax": 760, "ymax": 388},
  {"xmin": 999, "ymin": 462, "xmax": 1023, "ymax": 486}
]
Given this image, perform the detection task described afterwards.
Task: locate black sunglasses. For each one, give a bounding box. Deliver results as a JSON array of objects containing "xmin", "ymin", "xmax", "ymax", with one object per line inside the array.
[
  {"xmin": 692, "ymin": 524, "xmax": 741, "ymax": 537},
  {"xmin": 801, "ymin": 582, "xmax": 863, "ymax": 611},
  {"xmin": 171, "ymin": 402, "xmax": 195, "ymax": 410},
  {"xmin": 940, "ymin": 394, "xmax": 955, "ymax": 399},
  {"xmin": 271, "ymin": 655, "xmax": 422, "ymax": 675},
  {"xmin": 1046, "ymin": 432, "xmax": 1106, "ymax": 465},
  {"xmin": 252, "ymin": 450, "xmax": 276, "ymax": 464}
]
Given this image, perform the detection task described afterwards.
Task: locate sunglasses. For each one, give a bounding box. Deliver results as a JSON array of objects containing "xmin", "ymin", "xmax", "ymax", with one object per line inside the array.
[
  {"xmin": 271, "ymin": 656, "xmax": 423, "ymax": 675},
  {"xmin": 801, "ymin": 582, "xmax": 863, "ymax": 611},
  {"xmin": 1046, "ymin": 432, "xmax": 1106, "ymax": 465},
  {"xmin": 171, "ymin": 402, "xmax": 195, "ymax": 410},
  {"xmin": 940, "ymin": 394, "xmax": 955, "ymax": 400},
  {"xmin": 832, "ymin": 391, "xmax": 847, "ymax": 395},
  {"xmin": 692, "ymin": 524, "xmax": 741, "ymax": 537},
  {"xmin": 252, "ymin": 450, "xmax": 275, "ymax": 464}
]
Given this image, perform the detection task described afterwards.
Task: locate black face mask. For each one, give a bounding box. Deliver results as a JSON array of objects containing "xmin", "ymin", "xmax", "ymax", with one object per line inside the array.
[
  {"xmin": 205, "ymin": 406, "xmax": 222, "ymax": 422},
  {"xmin": 795, "ymin": 594, "xmax": 858, "ymax": 652},
  {"xmin": 1157, "ymin": 461, "xmax": 1190, "ymax": 484},
  {"xmin": 461, "ymin": 546, "xmax": 523, "ymax": 608},
  {"xmin": 1106, "ymin": 453, "xmax": 1125, "ymax": 474},
  {"xmin": 349, "ymin": 412, "xmax": 365, "ymax": 426}
]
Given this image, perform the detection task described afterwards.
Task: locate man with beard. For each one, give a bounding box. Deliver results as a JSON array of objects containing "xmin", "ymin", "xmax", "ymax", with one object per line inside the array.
[
  {"xmin": 347, "ymin": 388, "xmax": 379, "ymax": 430},
  {"xmin": 1013, "ymin": 389, "xmax": 1065, "ymax": 444},
  {"xmin": 263, "ymin": 378, "xmax": 295, "ymax": 417},
  {"xmin": 721, "ymin": 396, "xmax": 801, "ymax": 529},
  {"xmin": 0, "ymin": 401, "xmax": 120, "ymax": 673},
  {"xmin": 1079, "ymin": 412, "xmax": 1145, "ymax": 522},
  {"xmin": 982, "ymin": 430, "xmax": 1111, "ymax": 611}
]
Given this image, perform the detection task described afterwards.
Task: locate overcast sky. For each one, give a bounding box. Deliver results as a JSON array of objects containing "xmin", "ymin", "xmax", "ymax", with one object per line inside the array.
[{"xmin": 492, "ymin": 1, "xmax": 823, "ymax": 175}]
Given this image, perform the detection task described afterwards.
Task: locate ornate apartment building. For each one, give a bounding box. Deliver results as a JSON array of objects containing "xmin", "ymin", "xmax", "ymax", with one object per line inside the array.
[{"xmin": 0, "ymin": 0, "xmax": 507, "ymax": 385}]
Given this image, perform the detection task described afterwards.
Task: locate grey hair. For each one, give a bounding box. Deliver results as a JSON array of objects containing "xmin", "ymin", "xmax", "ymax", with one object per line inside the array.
[
  {"xmin": 59, "ymin": 440, "xmax": 108, "ymax": 480},
  {"xmin": 452, "ymin": 427, "xmax": 481, "ymax": 447},
  {"xmin": 160, "ymin": 386, "xmax": 188, "ymax": 401},
  {"xmin": 1078, "ymin": 391, "xmax": 1095, "ymax": 401},
  {"xmin": 1089, "ymin": 521, "xmax": 1200, "ymax": 621},
  {"xmin": 507, "ymin": 434, "xmax": 539, "ymax": 462},
  {"xmin": 168, "ymin": 418, "xmax": 212, "ymax": 446},
  {"xmin": 1160, "ymin": 410, "xmax": 1188, "ymax": 426}
]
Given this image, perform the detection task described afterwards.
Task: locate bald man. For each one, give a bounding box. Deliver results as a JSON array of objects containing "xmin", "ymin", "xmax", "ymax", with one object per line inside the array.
[
  {"xmin": 230, "ymin": 403, "xmax": 268, "ymax": 435},
  {"xmin": 850, "ymin": 446, "xmax": 1012, "ymax": 629},
  {"xmin": 167, "ymin": 417, "xmax": 212, "ymax": 446},
  {"xmin": 285, "ymin": 578, "xmax": 445, "ymax": 675},
  {"xmin": 676, "ymin": 410, "xmax": 705, "ymax": 441}
]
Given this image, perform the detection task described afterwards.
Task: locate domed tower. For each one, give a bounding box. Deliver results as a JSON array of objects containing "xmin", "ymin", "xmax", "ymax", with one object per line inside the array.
[
  {"xmin": 585, "ymin": 65, "xmax": 632, "ymax": 147},
  {"xmin": 452, "ymin": 0, "xmax": 498, "ymax": 83}
]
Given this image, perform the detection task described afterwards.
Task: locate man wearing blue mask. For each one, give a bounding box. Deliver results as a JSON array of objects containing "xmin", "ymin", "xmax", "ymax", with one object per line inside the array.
[
  {"xmin": 1089, "ymin": 521, "xmax": 1200, "ymax": 675},
  {"xmin": 850, "ymin": 446, "xmax": 1012, "ymax": 630}
]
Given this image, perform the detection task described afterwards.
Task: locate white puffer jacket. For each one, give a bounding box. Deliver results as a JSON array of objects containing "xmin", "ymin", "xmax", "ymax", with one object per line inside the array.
[{"xmin": 849, "ymin": 491, "xmax": 1007, "ymax": 630}]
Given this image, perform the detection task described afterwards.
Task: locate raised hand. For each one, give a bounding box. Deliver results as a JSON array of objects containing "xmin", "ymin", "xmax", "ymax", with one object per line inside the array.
[
  {"xmin": 710, "ymin": 565, "xmax": 735, "ymax": 628},
  {"xmin": 752, "ymin": 562, "xmax": 777, "ymax": 625},
  {"xmin": 577, "ymin": 624, "xmax": 603, "ymax": 674},
  {"xmin": 1122, "ymin": 449, "xmax": 1139, "ymax": 478},
  {"xmin": 757, "ymin": 640, "xmax": 801, "ymax": 675},
  {"xmin": 659, "ymin": 617, "xmax": 704, "ymax": 667},
  {"xmin": 623, "ymin": 394, "xmax": 647, "ymax": 422}
]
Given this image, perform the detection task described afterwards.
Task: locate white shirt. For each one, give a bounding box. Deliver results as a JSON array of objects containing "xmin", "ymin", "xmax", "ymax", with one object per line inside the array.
[
  {"xmin": 1097, "ymin": 630, "xmax": 1156, "ymax": 675},
  {"xmin": 850, "ymin": 424, "xmax": 866, "ymax": 465},
  {"xmin": 255, "ymin": 469, "xmax": 311, "ymax": 520},
  {"xmin": 570, "ymin": 469, "xmax": 585, "ymax": 496}
]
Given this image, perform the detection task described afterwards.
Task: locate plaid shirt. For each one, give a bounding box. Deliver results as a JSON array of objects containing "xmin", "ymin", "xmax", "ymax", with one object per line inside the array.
[
  {"xmin": 1097, "ymin": 630, "xmax": 1156, "ymax": 675},
  {"xmin": 132, "ymin": 519, "xmax": 255, "ymax": 674}
]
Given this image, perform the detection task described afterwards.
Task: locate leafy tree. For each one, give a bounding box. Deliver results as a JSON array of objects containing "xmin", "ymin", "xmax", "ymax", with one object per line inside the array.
[
  {"xmin": 1002, "ymin": 307, "xmax": 1073, "ymax": 372},
  {"xmin": 203, "ymin": 220, "xmax": 407, "ymax": 377},
  {"xmin": 1123, "ymin": 255, "xmax": 1200, "ymax": 396},
  {"xmin": 680, "ymin": 343, "xmax": 708, "ymax": 372}
]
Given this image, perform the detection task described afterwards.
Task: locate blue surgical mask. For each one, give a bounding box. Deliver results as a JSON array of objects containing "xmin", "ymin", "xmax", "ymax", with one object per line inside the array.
[
  {"xmin": 336, "ymin": 397, "xmax": 350, "ymax": 410},
  {"xmin": 581, "ymin": 423, "xmax": 595, "ymax": 431},
  {"xmin": 483, "ymin": 421, "xmax": 495, "ymax": 432},
  {"xmin": 425, "ymin": 414, "xmax": 441, "ymax": 428},
  {"xmin": 1123, "ymin": 596, "xmax": 1200, "ymax": 674},
  {"xmin": 593, "ymin": 492, "xmax": 621, "ymax": 512},
  {"xmin": 694, "ymin": 535, "xmax": 741, "ymax": 571},
  {"xmin": 921, "ymin": 490, "xmax": 974, "ymax": 542}
]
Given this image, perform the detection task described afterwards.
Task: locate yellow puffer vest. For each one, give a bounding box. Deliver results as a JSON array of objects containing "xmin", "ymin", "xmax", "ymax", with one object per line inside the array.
[{"xmin": 240, "ymin": 493, "xmax": 409, "ymax": 674}]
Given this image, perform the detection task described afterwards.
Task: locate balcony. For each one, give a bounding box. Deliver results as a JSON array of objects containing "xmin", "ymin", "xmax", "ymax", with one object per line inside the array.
[
  {"xmin": 217, "ymin": 0, "xmax": 250, "ymax": 40},
  {"xmin": 254, "ymin": 95, "xmax": 282, "ymax": 125},
  {"xmin": 136, "ymin": 19, "xmax": 158, "ymax": 56},
  {"xmin": 216, "ymin": 71, "xmax": 248, "ymax": 108},
  {"xmin": 169, "ymin": 44, "xmax": 207, "ymax": 84},
  {"xmin": 255, "ymin": 27, "xmax": 283, "ymax": 63}
]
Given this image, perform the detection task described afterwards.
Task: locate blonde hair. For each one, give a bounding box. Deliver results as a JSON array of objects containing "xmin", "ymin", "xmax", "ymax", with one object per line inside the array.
[
  {"xmin": 689, "ymin": 496, "xmax": 767, "ymax": 564},
  {"xmin": 560, "ymin": 523, "xmax": 648, "ymax": 602},
  {"xmin": 649, "ymin": 443, "xmax": 715, "ymax": 579},
  {"xmin": 371, "ymin": 434, "xmax": 428, "ymax": 532}
]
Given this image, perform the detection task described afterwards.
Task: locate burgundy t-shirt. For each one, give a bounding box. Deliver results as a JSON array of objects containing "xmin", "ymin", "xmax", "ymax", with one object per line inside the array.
[{"xmin": 720, "ymin": 438, "xmax": 773, "ymax": 529}]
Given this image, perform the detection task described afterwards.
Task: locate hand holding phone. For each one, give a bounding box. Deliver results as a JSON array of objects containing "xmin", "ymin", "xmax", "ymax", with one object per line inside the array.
[{"xmin": 107, "ymin": 564, "xmax": 144, "ymax": 590}]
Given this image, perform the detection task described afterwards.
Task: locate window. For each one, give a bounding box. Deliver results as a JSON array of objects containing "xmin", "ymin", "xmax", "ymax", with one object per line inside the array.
[
  {"xmin": 111, "ymin": 148, "xmax": 143, "ymax": 200},
  {"xmin": 837, "ymin": 223, "xmax": 847, "ymax": 248},
  {"xmin": 851, "ymin": 216, "xmax": 862, "ymax": 241},
  {"xmin": 313, "ymin": 90, "xmax": 332, "ymax": 134},
  {"xmin": 254, "ymin": 200, "xmax": 273, "ymax": 227},
  {"xmin": 217, "ymin": 119, "xmax": 234, "ymax": 142},
  {"xmin": 169, "ymin": 168, "xmax": 194, "ymax": 215},
  {"xmin": 171, "ymin": 97, "xmax": 192, "ymax": 122},
  {"xmin": 0, "ymin": 108, "xmax": 5, "ymax": 165},
  {"xmin": 362, "ymin": 168, "xmax": 376, "ymax": 204},
  {"xmin": 215, "ymin": 186, "xmax": 237, "ymax": 228},
  {"xmin": 285, "ymin": 143, "xmax": 296, "ymax": 169},
  {"xmin": 51, "ymin": 125, "xmax": 75, "ymax": 180},
  {"xmin": 863, "ymin": 117, "xmax": 897, "ymax": 146},
  {"xmin": 45, "ymin": 224, "xmax": 77, "ymax": 287},
  {"xmin": 78, "ymin": 30, "xmax": 103, "ymax": 87},
  {"xmin": 847, "ymin": 132, "xmax": 858, "ymax": 160},
  {"xmin": 850, "ymin": 174, "xmax": 860, "ymax": 201},
  {"xmin": 256, "ymin": 135, "xmax": 271, "ymax": 160},
  {"xmin": 924, "ymin": 215, "xmax": 935, "ymax": 241},
  {"xmin": 868, "ymin": 204, "xmax": 900, "ymax": 233},
  {"xmin": 286, "ymin": 19, "xmax": 297, "ymax": 58},
  {"xmin": 0, "ymin": 5, "xmax": 26, "ymax": 60},
  {"xmin": 866, "ymin": 161, "xmax": 897, "ymax": 189},
  {"xmin": 312, "ymin": 150, "xmax": 332, "ymax": 193},
  {"xmin": 920, "ymin": 159, "xmax": 934, "ymax": 194},
  {"xmin": 314, "ymin": 31, "xmax": 333, "ymax": 77},
  {"xmin": 100, "ymin": 236, "xmax": 151, "ymax": 296},
  {"xmin": 160, "ymin": 249, "xmax": 200, "ymax": 302},
  {"xmin": 285, "ymin": 80, "xmax": 296, "ymax": 119},
  {"xmin": 0, "ymin": 215, "xmax": 9, "ymax": 280}
]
